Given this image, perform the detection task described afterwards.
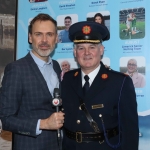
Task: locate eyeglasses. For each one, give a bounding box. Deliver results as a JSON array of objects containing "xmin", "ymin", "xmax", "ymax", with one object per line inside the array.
[
  {"xmin": 128, "ymin": 63, "xmax": 137, "ymax": 67},
  {"xmin": 65, "ymin": 21, "xmax": 71, "ymax": 23}
]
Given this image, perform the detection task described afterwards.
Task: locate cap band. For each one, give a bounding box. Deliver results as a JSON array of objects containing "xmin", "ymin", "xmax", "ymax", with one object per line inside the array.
[{"xmin": 73, "ymin": 39, "xmax": 101, "ymax": 43}]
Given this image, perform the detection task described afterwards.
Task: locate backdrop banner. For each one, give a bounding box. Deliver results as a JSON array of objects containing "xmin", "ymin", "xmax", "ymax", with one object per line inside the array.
[{"xmin": 17, "ymin": 0, "xmax": 150, "ymax": 149}]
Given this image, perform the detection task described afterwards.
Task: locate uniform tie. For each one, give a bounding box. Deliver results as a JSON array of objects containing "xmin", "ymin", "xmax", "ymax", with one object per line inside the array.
[{"xmin": 83, "ymin": 75, "xmax": 90, "ymax": 95}]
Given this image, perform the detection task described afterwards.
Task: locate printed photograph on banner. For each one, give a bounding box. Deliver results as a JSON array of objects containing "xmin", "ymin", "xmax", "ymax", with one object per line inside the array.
[
  {"xmin": 57, "ymin": 58, "xmax": 78, "ymax": 80},
  {"xmin": 57, "ymin": 58, "xmax": 78, "ymax": 71},
  {"xmin": 120, "ymin": 56, "xmax": 146, "ymax": 88},
  {"xmin": 86, "ymin": 11, "xmax": 110, "ymax": 40},
  {"xmin": 119, "ymin": 7, "xmax": 145, "ymax": 40},
  {"xmin": 29, "ymin": 0, "xmax": 47, "ymax": 3},
  {"xmin": 57, "ymin": 14, "xmax": 78, "ymax": 43}
]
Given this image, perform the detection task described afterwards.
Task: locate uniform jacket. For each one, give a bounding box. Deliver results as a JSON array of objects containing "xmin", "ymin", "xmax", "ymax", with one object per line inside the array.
[
  {"xmin": 0, "ymin": 53, "xmax": 61, "ymax": 150},
  {"xmin": 61, "ymin": 62, "xmax": 139, "ymax": 150}
]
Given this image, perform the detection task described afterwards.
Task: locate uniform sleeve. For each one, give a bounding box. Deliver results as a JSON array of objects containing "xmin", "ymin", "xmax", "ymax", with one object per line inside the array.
[
  {"xmin": 120, "ymin": 76, "xmax": 139, "ymax": 150},
  {"xmin": 0, "ymin": 63, "xmax": 38, "ymax": 137}
]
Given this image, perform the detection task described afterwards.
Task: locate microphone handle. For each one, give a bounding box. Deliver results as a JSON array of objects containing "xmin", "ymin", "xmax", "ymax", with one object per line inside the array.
[
  {"xmin": 56, "ymin": 106, "xmax": 61, "ymax": 138},
  {"xmin": 56, "ymin": 106, "xmax": 59, "ymax": 112}
]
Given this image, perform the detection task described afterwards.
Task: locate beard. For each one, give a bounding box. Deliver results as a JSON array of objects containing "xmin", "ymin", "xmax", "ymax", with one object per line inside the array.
[{"xmin": 32, "ymin": 42, "xmax": 55, "ymax": 57}]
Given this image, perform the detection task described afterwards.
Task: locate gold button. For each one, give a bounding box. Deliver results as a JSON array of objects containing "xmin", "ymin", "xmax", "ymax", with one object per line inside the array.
[
  {"xmin": 99, "ymin": 114, "xmax": 102, "ymax": 117},
  {"xmin": 77, "ymin": 120, "xmax": 80, "ymax": 124}
]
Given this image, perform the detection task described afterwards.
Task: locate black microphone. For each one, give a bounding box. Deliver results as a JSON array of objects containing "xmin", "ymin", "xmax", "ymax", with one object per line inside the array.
[
  {"xmin": 52, "ymin": 88, "xmax": 62, "ymax": 138},
  {"xmin": 52, "ymin": 88, "xmax": 62, "ymax": 111}
]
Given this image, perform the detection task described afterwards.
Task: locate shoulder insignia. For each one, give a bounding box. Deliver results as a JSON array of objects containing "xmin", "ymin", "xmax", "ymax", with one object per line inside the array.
[
  {"xmin": 101, "ymin": 74, "xmax": 108, "ymax": 79},
  {"xmin": 74, "ymin": 71, "xmax": 78, "ymax": 77}
]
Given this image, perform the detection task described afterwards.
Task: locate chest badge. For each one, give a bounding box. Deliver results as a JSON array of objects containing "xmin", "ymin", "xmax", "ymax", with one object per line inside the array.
[{"xmin": 101, "ymin": 74, "xmax": 108, "ymax": 79}]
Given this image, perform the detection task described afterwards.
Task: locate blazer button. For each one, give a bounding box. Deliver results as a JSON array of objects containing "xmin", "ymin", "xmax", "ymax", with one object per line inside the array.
[{"xmin": 77, "ymin": 120, "xmax": 80, "ymax": 124}]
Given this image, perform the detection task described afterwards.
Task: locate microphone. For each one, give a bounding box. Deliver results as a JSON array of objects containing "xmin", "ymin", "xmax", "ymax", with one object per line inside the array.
[
  {"xmin": 52, "ymin": 88, "xmax": 62, "ymax": 111},
  {"xmin": 52, "ymin": 88, "xmax": 62, "ymax": 138}
]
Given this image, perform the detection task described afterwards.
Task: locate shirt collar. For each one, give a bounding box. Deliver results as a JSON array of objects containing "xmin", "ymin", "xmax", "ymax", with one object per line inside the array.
[
  {"xmin": 81, "ymin": 64, "xmax": 101, "ymax": 85},
  {"xmin": 30, "ymin": 50, "xmax": 52, "ymax": 67}
]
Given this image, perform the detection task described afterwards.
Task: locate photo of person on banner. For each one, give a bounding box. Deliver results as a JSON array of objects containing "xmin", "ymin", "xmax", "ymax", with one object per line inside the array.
[
  {"xmin": 87, "ymin": 11, "xmax": 110, "ymax": 40},
  {"xmin": 57, "ymin": 14, "xmax": 78, "ymax": 43},
  {"xmin": 120, "ymin": 7, "xmax": 145, "ymax": 39},
  {"xmin": 87, "ymin": 11, "xmax": 110, "ymax": 30},
  {"xmin": 61, "ymin": 60, "xmax": 70, "ymax": 73},
  {"xmin": 61, "ymin": 21, "xmax": 139, "ymax": 150},
  {"xmin": 58, "ymin": 16, "xmax": 72, "ymax": 43},
  {"xmin": 120, "ymin": 57, "xmax": 146, "ymax": 88},
  {"xmin": 93, "ymin": 13, "xmax": 105, "ymax": 25},
  {"xmin": 125, "ymin": 59, "xmax": 145, "ymax": 88}
]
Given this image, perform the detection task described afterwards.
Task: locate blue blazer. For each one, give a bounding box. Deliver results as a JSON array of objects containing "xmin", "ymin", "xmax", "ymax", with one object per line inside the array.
[
  {"xmin": 61, "ymin": 62, "xmax": 139, "ymax": 150},
  {"xmin": 0, "ymin": 53, "xmax": 61, "ymax": 150}
]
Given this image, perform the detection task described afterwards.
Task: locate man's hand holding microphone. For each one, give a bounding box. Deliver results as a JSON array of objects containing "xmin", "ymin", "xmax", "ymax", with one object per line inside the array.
[{"xmin": 40, "ymin": 88, "xmax": 64, "ymax": 134}]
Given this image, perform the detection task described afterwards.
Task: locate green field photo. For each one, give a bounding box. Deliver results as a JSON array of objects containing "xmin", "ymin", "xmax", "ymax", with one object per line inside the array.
[{"xmin": 120, "ymin": 21, "xmax": 145, "ymax": 40}]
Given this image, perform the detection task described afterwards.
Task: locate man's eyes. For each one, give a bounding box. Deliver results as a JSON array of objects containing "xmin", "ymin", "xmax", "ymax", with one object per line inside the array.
[
  {"xmin": 47, "ymin": 33, "xmax": 54, "ymax": 37},
  {"xmin": 34, "ymin": 33, "xmax": 54, "ymax": 37},
  {"xmin": 89, "ymin": 46, "xmax": 96, "ymax": 49},
  {"xmin": 35, "ymin": 33, "xmax": 41, "ymax": 36},
  {"xmin": 77, "ymin": 47, "xmax": 84, "ymax": 50}
]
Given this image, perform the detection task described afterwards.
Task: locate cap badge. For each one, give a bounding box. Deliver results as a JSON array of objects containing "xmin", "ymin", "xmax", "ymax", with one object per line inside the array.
[
  {"xmin": 82, "ymin": 25, "xmax": 91, "ymax": 34},
  {"xmin": 101, "ymin": 74, "xmax": 108, "ymax": 79},
  {"xmin": 74, "ymin": 72, "xmax": 78, "ymax": 76}
]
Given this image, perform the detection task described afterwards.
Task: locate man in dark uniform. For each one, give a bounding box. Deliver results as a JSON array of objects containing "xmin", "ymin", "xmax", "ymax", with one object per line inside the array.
[{"xmin": 61, "ymin": 21, "xmax": 139, "ymax": 150}]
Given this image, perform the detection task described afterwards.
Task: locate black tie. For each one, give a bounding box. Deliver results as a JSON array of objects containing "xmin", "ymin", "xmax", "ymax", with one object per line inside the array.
[{"xmin": 83, "ymin": 75, "xmax": 90, "ymax": 95}]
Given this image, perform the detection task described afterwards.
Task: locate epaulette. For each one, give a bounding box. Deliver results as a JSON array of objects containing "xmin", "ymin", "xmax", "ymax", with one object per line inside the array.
[
  {"xmin": 64, "ymin": 68, "xmax": 80, "ymax": 76},
  {"xmin": 105, "ymin": 65, "xmax": 129, "ymax": 77},
  {"xmin": 104, "ymin": 65, "xmax": 111, "ymax": 70}
]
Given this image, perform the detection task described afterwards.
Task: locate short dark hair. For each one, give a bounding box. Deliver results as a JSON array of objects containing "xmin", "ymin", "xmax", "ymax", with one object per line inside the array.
[
  {"xmin": 94, "ymin": 13, "xmax": 105, "ymax": 25},
  {"xmin": 65, "ymin": 16, "xmax": 71, "ymax": 20},
  {"xmin": 29, "ymin": 13, "xmax": 57, "ymax": 34}
]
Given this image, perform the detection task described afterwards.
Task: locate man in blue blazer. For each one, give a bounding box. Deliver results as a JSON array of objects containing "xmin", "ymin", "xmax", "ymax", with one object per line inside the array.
[
  {"xmin": 0, "ymin": 13, "xmax": 64, "ymax": 150},
  {"xmin": 61, "ymin": 21, "xmax": 139, "ymax": 150}
]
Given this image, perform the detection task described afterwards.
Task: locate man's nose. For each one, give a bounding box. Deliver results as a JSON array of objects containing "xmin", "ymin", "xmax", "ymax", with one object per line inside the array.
[
  {"xmin": 41, "ymin": 34, "xmax": 48, "ymax": 42},
  {"xmin": 84, "ymin": 48, "xmax": 90, "ymax": 55}
]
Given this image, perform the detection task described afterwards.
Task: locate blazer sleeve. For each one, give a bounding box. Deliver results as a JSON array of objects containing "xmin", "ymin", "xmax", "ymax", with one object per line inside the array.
[
  {"xmin": 0, "ymin": 63, "xmax": 38, "ymax": 137},
  {"xmin": 120, "ymin": 76, "xmax": 139, "ymax": 150}
]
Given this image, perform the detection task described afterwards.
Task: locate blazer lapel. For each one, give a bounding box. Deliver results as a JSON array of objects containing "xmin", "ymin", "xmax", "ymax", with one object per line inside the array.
[
  {"xmin": 52, "ymin": 60, "xmax": 61, "ymax": 83},
  {"xmin": 25, "ymin": 53, "xmax": 52, "ymax": 98},
  {"xmin": 52, "ymin": 60, "xmax": 61, "ymax": 93}
]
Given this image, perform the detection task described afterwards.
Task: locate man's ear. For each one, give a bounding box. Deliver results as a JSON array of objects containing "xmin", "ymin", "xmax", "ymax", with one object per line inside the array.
[
  {"xmin": 74, "ymin": 48, "xmax": 76, "ymax": 57},
  {"xmin": 28, "ymin": 33, "xmax": 32, "ymax": 44},
  {"xmin": 100, "ymin": 44, "xmax": 104, "ymax": 55}
]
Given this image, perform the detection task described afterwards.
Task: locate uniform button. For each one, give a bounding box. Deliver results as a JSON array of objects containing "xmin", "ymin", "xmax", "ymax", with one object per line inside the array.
[
  {"xmin": 77, "ymin": 120, "xmax": 80, "ymax": 124},
  {"xmin": 99, "ymin": 114, "xmax": 102, "ymax": 117}
]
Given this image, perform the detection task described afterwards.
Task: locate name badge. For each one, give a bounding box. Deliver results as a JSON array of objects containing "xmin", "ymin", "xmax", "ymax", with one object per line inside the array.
[{"xmin": 92, "ymin": 104, "xmax": 104, "ymax": 109}]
